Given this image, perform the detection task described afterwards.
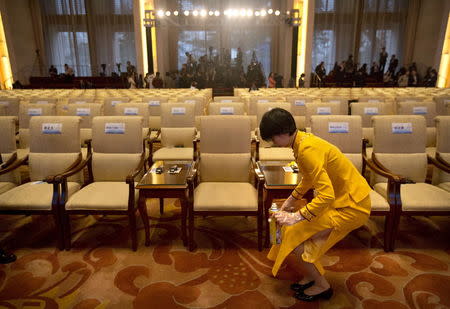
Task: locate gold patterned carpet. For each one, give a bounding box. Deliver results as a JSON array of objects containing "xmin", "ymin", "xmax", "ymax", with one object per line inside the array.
[{"xmin": 0, "ymin": 198, "xmax": 449, "ymax": 309}]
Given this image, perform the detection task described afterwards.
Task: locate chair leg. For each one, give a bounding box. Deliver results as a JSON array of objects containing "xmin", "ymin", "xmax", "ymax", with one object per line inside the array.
[
  {"xmin": 188, "ymin": 209, "xmax": 194, "ymax": 251},
  {"xmin": 257, "ymin": 213, "xmax": 263, "ymax": 251},
  {"xmin": 53, "ymin": 212, "xmax": 64, "ymax": 251},
  {"xmin": 138, "ymin": 202, "xmax": 150, "ymax": 246},
  {"xmin": 64, "ymin": 213, "xmax": 72, "ymax": 251},
  {"xmin": 129, "ymin": 211, "xmax": 137, "ymax": 251},
  {"xmin": 383, "ymin": 214, "xmax": 391, "ymax": 252},
  {"xmin": 159, "ymin": 198, "xmax": 164, "ymax": 214},
  {"xmin": 389, "ymin": 211, "xmax": 401, "ymax": 252}
]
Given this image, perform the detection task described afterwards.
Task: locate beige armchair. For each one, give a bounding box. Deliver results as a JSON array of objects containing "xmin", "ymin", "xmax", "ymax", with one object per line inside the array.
[
  {"xmin": 310, "ymin": 115, "xmax": 392, "ymax": 251},
  {"xmin": 0, "ymin": 117, "xmax": 20, "ymax": 194},
  {"xmin": 208, "ymin": 102, "xmax": 246, "ymax": 115},
  {"xmin": 0, "ymin": 98, "xmax": 20, "ymax": 117},
  {"xmin": 103, "ymin": 97, "xmax": 130, "ymax": 116},
  {"xmin": 63, "ymin": 116, "xmax": 148, "ymax": 251},
  {"xmin": 371, "ymin": 115, "xmax": 450, "ymax": 251},
  {"xmin": 66, "ymin": 103, "xmax": 103, "ymax": 149},
  {"xmin": 0, "ymin": 116, "xmax": 83, "ymax": 249},
  {"xmin": 114, "ymin": 103, "xmax": 150, "ymax": 139},
  {"xmin": 187, "ymin": 116, "xmax": 263, "ymax": 251},
  {"xmin": 149, "ymin": 103, "xmax": 197, "ymax": 165},
  {"xmin": 433, "ymin": 116, "xmax": 450, "ymax": 192}
]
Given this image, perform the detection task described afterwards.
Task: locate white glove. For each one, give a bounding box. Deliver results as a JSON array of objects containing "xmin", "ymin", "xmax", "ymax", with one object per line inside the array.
[{"xmin": 274, "ymin": 211, "xmax": 304, "ymax": 226}]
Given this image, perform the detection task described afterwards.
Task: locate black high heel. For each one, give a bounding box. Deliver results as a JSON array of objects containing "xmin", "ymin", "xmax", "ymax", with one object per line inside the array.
[
  {"xmin": 290, "ymin": 280, "xmax": 315, "ymax": 292},
  {"xmin": 294, "ymin": 287, "xmax": 333, "ymax": 302}
]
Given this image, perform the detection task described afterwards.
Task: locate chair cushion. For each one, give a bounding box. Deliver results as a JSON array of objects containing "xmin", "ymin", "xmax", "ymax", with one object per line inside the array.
[
  {"xmin": 65, "ymin": 182, "xmax": 138, "ymax": 211},
  {"xmin": 152, "ymin": 147, "xmax": 193, "ymax": 161},
  {"xmin": 259, "ymin": 147, "xmax": 295, "ymax": 161},
  {"xmin": 194, "ymin": 182, "xmax": 258, "ymax": 211},
  {"xmin": 0, "ymin": 182, "xmax": 16, "ymax": 195},
  {"xmin": 369, "ymin": 190, "xmax": 390, "ymax": 212},
  {"xmin": 374, "ymin": 182, "xmax": 450, "ymax": 211},
  {"xmin": 0, "ymin": 182, "xmax": 80, "ymax": 211},
  {"xmin": 438, "ymin": 182, "xmax": 450, "ymax": 192}
]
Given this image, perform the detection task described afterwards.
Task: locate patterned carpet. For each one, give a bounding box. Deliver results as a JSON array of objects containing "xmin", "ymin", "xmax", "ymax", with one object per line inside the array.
[{"xmin": 0, "ymin": 198, "xmax": 449, "ymax": 309}]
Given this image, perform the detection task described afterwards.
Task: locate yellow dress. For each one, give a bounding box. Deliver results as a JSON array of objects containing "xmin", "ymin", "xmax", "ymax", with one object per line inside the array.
[{"xmin": 267, "ymin": 131, "xmax": 372, "ymax": 276}]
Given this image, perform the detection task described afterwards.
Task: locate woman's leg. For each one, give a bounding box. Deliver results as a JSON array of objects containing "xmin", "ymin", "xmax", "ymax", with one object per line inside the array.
[{"xmin": 293, "ymin": 228, "xmax": 333, "ymax": 295}]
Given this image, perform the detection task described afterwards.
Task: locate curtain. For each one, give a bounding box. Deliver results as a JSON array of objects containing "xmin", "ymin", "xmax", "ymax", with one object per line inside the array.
[
  {"xmin": 312, "ymin": 0, "xmax": 357, "ymax": 73},
  {"xmin": 40, "ymin": 0, "xmax": 136, "ymax": 76},
  {"xmin": 156, "ymin": 0, "xmax": 289, "ymax": 81},
  {"xmin": 358, "ymin": 0, "xmax": 408, "ymax": 70},
  {"xmin": 312, "ymin": 0, "xmax": 409, "ymax": 74}
]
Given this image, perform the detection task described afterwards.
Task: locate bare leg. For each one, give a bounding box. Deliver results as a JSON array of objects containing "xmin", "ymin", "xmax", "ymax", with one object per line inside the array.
[{"xmin": 293, "ymin": 228, "xmax": 332, "ymax": 295}]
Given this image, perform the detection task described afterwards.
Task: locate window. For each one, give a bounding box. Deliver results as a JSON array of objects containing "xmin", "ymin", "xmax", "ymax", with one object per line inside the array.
[
  {"xmin": 312, "ymin": 30, "xmax": 334, "ymax": 73},
  {"xmin": 178, "ymin": 30, "xmax": 219, "ymax": 69},
  {"xmin": 114, "ymin": 32, "xmax": 136, "ymax": 67},
  {"xmin": 315, "ymin": 0, "xmax": 335, "ymax": 12},
  {"xmin": 51, "ymin": 31, "xmax": 91, "ymax": 76}
]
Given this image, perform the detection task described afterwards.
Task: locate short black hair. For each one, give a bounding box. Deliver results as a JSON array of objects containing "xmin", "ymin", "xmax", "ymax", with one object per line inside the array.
[{"xmin": 259, "ymin": 108, "xmax": 297, "ymax": 141}]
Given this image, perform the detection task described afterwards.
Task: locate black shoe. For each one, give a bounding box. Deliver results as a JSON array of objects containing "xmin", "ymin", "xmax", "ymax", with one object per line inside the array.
[
  {"xmin": 294, "ymin": 287, "xmax": 333, "ymax": 302},
  {"xmin": 0, "ymin": 249, "xmax": 16, "ymax": 264},
  {"xmin": 290, "ymin": 280, "xmax": 315, "ymax": 292}
]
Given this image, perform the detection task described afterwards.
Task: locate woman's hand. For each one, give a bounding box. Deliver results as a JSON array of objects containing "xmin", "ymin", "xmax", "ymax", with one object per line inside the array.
[
  {"xmin": 273, "ymin": 211, "xmax": 304, "ymax": 226},
  {"xmin": 280, "ymin": 196, "xmax": 307, "ymax": 212}
]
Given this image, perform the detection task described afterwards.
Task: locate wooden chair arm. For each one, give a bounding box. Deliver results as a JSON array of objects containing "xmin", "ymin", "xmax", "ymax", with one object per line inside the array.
[
  {"xmin": 0, "ymin": 152, "xmax": 17, "ymax": 169},
  {"xmin": 436, "ymin": 152, "xmax": 450, "ymax": 168},
  {"xmin": 126, "ymin": 152, "xmax": 146, "ymax": 184},
  {"xmin": 364, "ymin": 153, "xmax": 414, "ymax": 184},
  {"xmin": 46, "ymin": 153, "xmax": 84, "ymax": 184},
  {"xmin": 428, "ymin": 155, "xmax": 450, "ymax": 173},
  {"xmin": 0, "ymin": 154, "xmax": 28, "ymax": 175}
]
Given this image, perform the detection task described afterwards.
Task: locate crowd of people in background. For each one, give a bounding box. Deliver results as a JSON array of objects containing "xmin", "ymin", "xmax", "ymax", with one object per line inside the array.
[
  {"xmin": 42, "ymin": 45, "xmax": 438, "ymax": 90},
  {"xmin": 314, "ymin": 47, "xmax": 438, "ymax": 87}
]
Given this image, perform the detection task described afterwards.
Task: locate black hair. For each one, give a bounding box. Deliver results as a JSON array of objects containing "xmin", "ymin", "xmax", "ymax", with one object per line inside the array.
[{"xmin": 259, "ymin": 108, "xmax": 297, "ymax": 141}]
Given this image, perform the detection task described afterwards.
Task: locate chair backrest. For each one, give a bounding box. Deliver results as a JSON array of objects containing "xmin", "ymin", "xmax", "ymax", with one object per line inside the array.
[
  {"xmin": 103, "ymin": 97, "xmax": 130, "ymax": 116},
  {"xmin": 358, "ymin": 96, "xmax": 386, "ymax": 103},
  {"xmin": 320, "ymin": 96, "xmax": 348, "ymax": 114},
  {"xmin": 29, "ymin": 98, "xmax": 58, "ymax": 105},
  {"xmin": 433, "ymin": 95, "xmax": 450, "ymax": 115},
  {"xmin": 0, "ymin": 98, "xmax": 20, "ymax": 117},
  {"xmin": 29, "ymin": 116, "xmax": 81, "ymax": 182},
  {"xmin": 350, "ymin": 102, "xmax": 392, "ymax": 145},
  {"xmin": 248, "ymin": 96, "xmax": 284, "ymax": 115},
  {"xmin": 161, "ymin": 103, "xmax": 196, "ymax": 127},
  {"xmin": 0, "ymin": 116, "xmax": 19, "ymax": 183},
  {"xmin": 433, "ymin": 116, "xmax": 450, "ymax": 184},
  {"xmin": 179, "ymin": 96, "xmax": 205, "ymax": 116},
  {"xmin": 91, "ymin": 116, "xmax": 143, "ymax": 181},
  {"xmin": 199, "ymin": 116, "xmax": 251, "ymax": 182},
  {"xmin": 114, "ymin": 103, "xmax": 149, "ymax": 128},
  {"xmin": 213, "ymin": 96, "xmax": 240, "ymax": 103},
  {"xmin": 397, "ymin": 101, "xmax": 437, "ymax": 127},
  {"xmin": 68, "ymin": 97, "xmax": 94, "ymax": 104},
  {"xmin": 208, "ymin": 102, "xmax": 245, "ymax": 115},
  {"xmin": 285, "ymin": 96, "xmax": 313, "ymax": 116},
  {"xmin": 66, "ymin": 103, "xmax": 103, "ymax": 128},
  {"xmin": 372, "ymin": 115, "xmax": 427, "ymax": 183},
  {"xmin": 311, "ymin": 115, "xmax": 363, "ymax": 172},
  {"xmin": 142, "ymin": 96, "xmax": 168, "ymax": 116},
  {"xmin": 18, "ymin": 104, "xmax": 57, "ymax": 148},
  {"xmin": 305, "ymin": 102, "xmax": 343, "ymax": 127}
]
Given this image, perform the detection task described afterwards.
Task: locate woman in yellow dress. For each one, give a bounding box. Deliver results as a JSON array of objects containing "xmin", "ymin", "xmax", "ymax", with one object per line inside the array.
[{"xmin": 259, "ymin": 108, "xmax": 371, "ymax": 302}]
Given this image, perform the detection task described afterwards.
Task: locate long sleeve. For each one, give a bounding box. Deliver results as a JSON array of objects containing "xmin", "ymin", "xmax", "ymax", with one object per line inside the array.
[{"xmin": 292, "ymin": 145, "xmax": 335, "ymax": 221}]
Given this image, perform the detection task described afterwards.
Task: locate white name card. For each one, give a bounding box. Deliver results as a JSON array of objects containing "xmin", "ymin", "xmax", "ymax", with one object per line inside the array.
[
  {"xmin": 295, "ymin": 100, "xmax": 305, "ymax": 106},
  {"xmin": 221, "ymin": 99, "xmax": 233, "ymax": 103},
  {"xmin": 42, "ymin": 123, "xmax": 62, "ymax": 134},
  {"xmin": 329, "ymin": 100, "xmax": 341, "ymax": 103},
  {"xmin": 317, "ymin": 107, "xmax": 331, "ymax": 115},
  {"xmin": 258, "ymin": 99, "xmax": 268, "ymax": 103},
  {"xmin": 368, "ymin": 99, "xmax": 380, "ymax": 103},
  {"xmin": 0, "ymin": 101, "xmax": 9, "ymax": 106},
  {"xmin": 328, "ymin": 122, "xmax": 349, "ymax": 133},
  {"xmin": 220, "ymin": 107, "xmax": 234, "ymax": 115},
  {"xmin": 105, "ymin": 123, "xmax": 125, "ymax": 134},
  {"xmin": 172, "ymin": 107, "xmax": 186, "ymax": 115},
  {"xmin": 124, "ymin": 107, "xmax": 139, "ymax": 115},
  {"xmin": 76, "ymin": 108, "xmax": 91, "ymax": 116},
  {"xmin": 75, "ymin": 101, "xmax": 86, "ymax": 104},
  {"xmin": 185, "ymin": 100, "xmax": 196, "ymax": 104},
  {"xmin": 28, "ymin": 108, "xmax": 42, "ymax": 116},
  {"xmin": 392, "ymin": 122, "xmax": 413, "ymax": 134},
  {"xmin": 36, "ymin": 100, "xmax": 49, "ymax": 104},
  {"xmin": 444, "ymin": 99, "xmax": 450, "ymax": 104},
  {"xmin": 413, "ymin": 106, "xmax": 427, "ymax": 115},
  {"xmin": 148, "ymin": 101, "xmax": 160, "ymax": 106},
  {"xmin": 111, "ymin": 100, "xmax": 122, "ymax": 106},
  {"xmin": 364, "ymin": 107, "xmax": 379, "ymax": 115}
]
